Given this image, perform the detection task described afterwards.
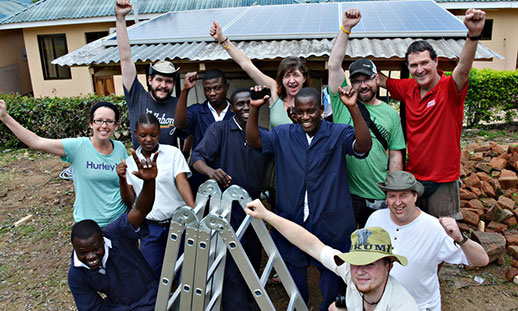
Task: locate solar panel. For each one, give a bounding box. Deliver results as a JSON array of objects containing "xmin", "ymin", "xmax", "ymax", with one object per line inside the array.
[{"xmin": 105, "ymin": 0, "xmax": 467, "ymax": 46}]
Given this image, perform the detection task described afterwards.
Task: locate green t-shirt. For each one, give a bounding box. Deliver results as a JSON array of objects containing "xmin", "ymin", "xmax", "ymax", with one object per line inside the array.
[
  {"xmin": 61, "ymin": 137, "xmax": 128, "ymax": 227},
  {"xmin": 269, "ymin": 97, "xmax": 292, "ymax": 128},
  {"xmin": 328, "ymin": 79, "xmax": 406, "ymax": 199}
]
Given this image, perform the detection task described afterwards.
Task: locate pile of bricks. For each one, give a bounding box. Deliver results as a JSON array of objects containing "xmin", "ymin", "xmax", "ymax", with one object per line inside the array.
[{"xmin": 458, "ymin": 142, "xmax": 518, "ymax": 281}]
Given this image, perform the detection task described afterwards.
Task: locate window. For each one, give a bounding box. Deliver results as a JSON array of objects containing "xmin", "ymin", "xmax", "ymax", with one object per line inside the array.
[
  {"xmin": 85, "ymin": 31, "xmax": 108, "ymax": 44},
  {"xmin": 479, "ymin": 19, "xmax": 493, "ymax": 41},
  {"xmin": 37, "ymin": 34, "xmax": 71, "ymax": 80}
]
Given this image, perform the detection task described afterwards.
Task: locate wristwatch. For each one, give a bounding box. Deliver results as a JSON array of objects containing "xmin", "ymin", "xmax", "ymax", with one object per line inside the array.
[{"xmin": 454, "ymin": 232, "xmax": 469, "ymax": 246}]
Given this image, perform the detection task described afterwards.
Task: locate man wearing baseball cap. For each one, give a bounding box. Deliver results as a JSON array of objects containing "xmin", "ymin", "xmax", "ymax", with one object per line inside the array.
[
  {"xmin": 327, "ymin": 8, "xmax": 405, "ymax": 228},
  {"xmin": 366, "ymin": 171, "xmax": 489, "ymax": 311},
  {"xmin": 116, "ymin": 0, "xmax": 184, "ymax": 148},
  {"xmin": 246, "ymin": 199, "xmax": 419, "ymax": 311}
]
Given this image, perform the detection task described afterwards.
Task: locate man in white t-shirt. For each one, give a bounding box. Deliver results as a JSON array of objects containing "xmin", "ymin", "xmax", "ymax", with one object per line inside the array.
[
  {"xmin": 246, "ymin": 200, "xmax": 419, "ymax": 311},
  {"xmin": 366, "ymin": 171, "xmax": 489, "ymax": 311}
]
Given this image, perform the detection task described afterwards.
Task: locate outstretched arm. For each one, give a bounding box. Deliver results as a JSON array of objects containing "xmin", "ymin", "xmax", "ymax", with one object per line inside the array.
[
  {"xmin": 388, "ymin": 150, "xmax": 404, "ymax": 171},
  {"xmin": 0, "ymin": 100, "xmax": 65, "ymax": 156},
  {"xmin": 115, "ymin": 0, "xmax": 137, "ymax": 91},
  {"xmin": 210, "ymin": 21, "xmax": 278, "ymax": 100},
  {"xmin": 451, "ymin": 9, "xmax": 486, "ymax": 92},
  {"xmin": 127, "ymin": 150, "xmax": 157, "ymax": 229},
  {"xmin": 246, "ymin": 86, "xmax": 270, "ymax": 148},
  {"xmin": 338, "ymin": 87, "xmax": 372, "ymax": 153},
  {"xmin": 439, "ymin": 217, "xmax": 489, "ymax": 266},
  {"xmin": 175, "ymin": 72, "xmax": 198, "ymax": 129},
  {"xmin": 245, "ymin": 199, "xmax": 325, "ymax": 261},
  {"xmin": 328, "ymin": 8, "xmax": 361, "ymax": 94}
]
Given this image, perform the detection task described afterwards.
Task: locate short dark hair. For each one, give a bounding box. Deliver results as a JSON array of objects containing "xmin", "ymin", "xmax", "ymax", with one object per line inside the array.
[
  {"xmin": 405, "ymin": 40, "xmax": 437, "ymax": 64},
  {"xmin": 90, "ymin": 101, "xmax": 120, "ymax": 123},
  {"xmin": 203, "ymin": 69, "xmax": 227, "ymax": 85},
  {"xmin": 295, "ymin": 87, "xmax": 321, "ymax": 106},
  {"xmin": 276, "ymin": 57, "xmax": 310, "ymax": 99},
  {"xmin": 71, "ymin": 219, "xmax": 102, "ymax": 243},
  {"xmin": 230, "ymin": 87, "xmax": 250, "ymax": 105},
  {"xmin": 135, "ymin": 113, "xmax": 160, "ymax": 131}
]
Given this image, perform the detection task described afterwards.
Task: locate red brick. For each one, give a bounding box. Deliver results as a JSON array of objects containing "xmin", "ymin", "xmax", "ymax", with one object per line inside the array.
[
  {"xmin": 474, "ymin": 144, "xmax": 491, "ymax": 152},
  {"xmin": 460, "ymin": 188, "xmax": 477, "ymax": 200},
  {"xmin": 481, "ymin": 181, "xmax": 496, "ymax": 197},
  {"xmin": 487, "ymin": 221, "xmax": 508, "ymax": 233},
  {"xmin": 504, "ymin": 230, "xmax": 518, "ymax": 246},
  {"xmin": 489, "ymin": 157, "xmax": 508, "ymax": 170},
  {"xmin": 461, "ymin": 209, "xmax": 480, "ymax": 226},
  {"xmin": 476, "ymin": 163, "xmax": 492, "ymax": 174},
  {"xmin": 476, "ymin": 171, "xmax": 493, "ymax": 182},
  {"xmin": 498, "ymin": 196, "xmax": 515, "ymax": 210},
  {"xmin": 510, "ymin": 245, "xmax": 518, "ymax": 260},
  {"xmin": 491, "ymin": 143, "xmax": 506, "ymax": 155},
  {"xmin": 471, "ymin": 152, "xmax": 484, "ymax": 161},
  {"xmin": 466, "ymin": 199, "xmax": 484, "ymax": 210},
  {"xmin": 480, "ymin": 197, "xmax": 498, "ymax": 208},
  {"xmin": 503, "ymin": 216, "xmax": 518, "ymax": 227},
  {"xmin": 470, "ymin": 187, "xmax": 483, "ymax": 196},
  {"xmin": 464, "ymin": 208, "xmax": 484, "ymax": 217},
  {"xmin": 464, "ymin": 174, "xmax": 481, "ymax": 188},
  {"xmin": 461, "ymin": 149, "xmax": 471, "ymax": 164},
  {"xmin": 504, "ymin": 267, "xmax": 518, "ymax": 282}
]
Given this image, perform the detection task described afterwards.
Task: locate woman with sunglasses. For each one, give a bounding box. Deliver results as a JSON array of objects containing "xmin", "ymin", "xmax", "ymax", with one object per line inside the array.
[{"xmin": 0, "ymin": 100, "xmax": 128, "ymax": 227}]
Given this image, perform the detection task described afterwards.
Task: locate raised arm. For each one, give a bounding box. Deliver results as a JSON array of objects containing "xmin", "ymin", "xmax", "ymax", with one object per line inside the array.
[
  {"xmin": 245, "ymin": 199, "xmax": 325, "ymax": 261},
  {"xmin": 0, "ymin": 100, "xmax": 65, "ymax": 156},
  {"xmin": 210, "ymin": 21, "xmax": 278, "ymax": 99},
  {"xmin": 127, "ymin": 151, "xmax": 157, "ymax": 229},
  {"xmin": 175, "ymin": 72, "xmax": 198, "ymax": 129},
  {"xmin": 338, "ymin": 87, "xmax": 372, "ymax": 153},
  {"xmin": 115, "ymin": 0, "xmax": 137, "ymax": 91},
  {"xmin": 377, "ymin": 72, "xmax": 388, "ymax": 89},
  {"xmin": 246, "ymin": 86, "xmax": 270, "ymax": 148},
  {"xmin": 388, "ymin": 150, "xmax": 404, "ymax": 171},
  {"xmin": 439, "ymin": 217, "xmax": 489, "ymax": 266},
  {"xmin": 451, "ymin": 9, "xmax": 486, "ymax": 92},
  {"xmin": 328, "ymin": 9, "xmax": 361, "ymax": 94}
]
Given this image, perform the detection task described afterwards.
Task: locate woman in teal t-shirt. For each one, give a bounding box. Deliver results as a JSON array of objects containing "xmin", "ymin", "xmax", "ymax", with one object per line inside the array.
[
  {"xmin": 0, "ymin": 100, "xmax": 127, "ymax": 227},
  {"xmin": 210, "ymin": 21, "xmax": 311, "ymax": 128}
]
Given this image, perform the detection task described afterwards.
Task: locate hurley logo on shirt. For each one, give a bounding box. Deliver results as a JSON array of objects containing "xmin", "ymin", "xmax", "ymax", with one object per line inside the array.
[{"xmin": 86, "ymin": 161, "xmax": 116, "ymax": 171}]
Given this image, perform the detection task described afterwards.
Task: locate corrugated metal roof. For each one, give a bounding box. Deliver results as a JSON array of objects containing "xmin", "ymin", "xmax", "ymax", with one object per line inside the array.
[
  {"xmin": 52, "ymin": 37, "xmax": 503, "ymax": 67},
  {"xmin": 0, "ymin": 0, "xmax": 386, "ymax": 24},
  {"xmin": 0, "ymin": 1, "xmax": 29, "ymax": 20}
]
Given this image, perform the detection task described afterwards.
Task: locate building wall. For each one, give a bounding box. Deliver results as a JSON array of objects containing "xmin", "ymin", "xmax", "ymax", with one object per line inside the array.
[
  {"xmin": 450, "ymin": 8, "xmax": 518, "ymax": 71},
  {"xmin": 23, "ymin": 22, "xmax": 113, "ymax": 98},
  {"xmin": 0, "ymin": 28, "xmax": 32, "ymax": 95}
]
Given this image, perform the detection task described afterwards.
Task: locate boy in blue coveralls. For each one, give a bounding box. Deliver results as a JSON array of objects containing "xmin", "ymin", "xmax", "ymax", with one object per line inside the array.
[
  {"xmin": 191, "ymin": 88, "xmax": 270, "ymax": 311},
  {"xmin": 246, "ymin": 86, "xmax": 372, "ymax": 310},
  {"xmin": 68, "ymin": 151, "xmax": 158, "ymax": 311}
]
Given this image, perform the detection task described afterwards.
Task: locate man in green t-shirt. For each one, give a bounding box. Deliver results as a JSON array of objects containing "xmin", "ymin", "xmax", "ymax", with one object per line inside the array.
[{"xmin": 328, "ymin": 8, "xmax": 406, "ymax": 228}]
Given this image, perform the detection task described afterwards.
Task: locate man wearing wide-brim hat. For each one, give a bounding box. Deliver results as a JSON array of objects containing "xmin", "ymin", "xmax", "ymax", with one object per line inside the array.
[
  {"xmin": 246, "ymin": 199, "xmax": 419, "ymax": 311},
  {"xmin": 366, "ymin": 171, "xmax": 489, "ymax": 311}
]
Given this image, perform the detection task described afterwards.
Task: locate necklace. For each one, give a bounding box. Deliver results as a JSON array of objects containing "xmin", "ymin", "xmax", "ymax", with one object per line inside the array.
[{"xmin": 361, "ymin": 276, "xmax": 388, "ymax": 310}]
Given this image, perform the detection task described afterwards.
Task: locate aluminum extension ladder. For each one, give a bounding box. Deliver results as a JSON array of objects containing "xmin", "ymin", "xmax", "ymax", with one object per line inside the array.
[{"xmin": 155, "ymin": 180, "xmax": 308, "ymax": 311}]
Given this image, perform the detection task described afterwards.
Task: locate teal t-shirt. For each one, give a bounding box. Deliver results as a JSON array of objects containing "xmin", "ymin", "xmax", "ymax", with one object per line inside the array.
[
  {"xmin": 269, "ymin": 97, "xmax": 293, "ymax": 128},
  {"xmin": 329, "ymin": 79, "xmax": 406, "ymax": 199},
  {"xmin": 61, "ymin": 137, "xmax": 128, "ymax": 227}
]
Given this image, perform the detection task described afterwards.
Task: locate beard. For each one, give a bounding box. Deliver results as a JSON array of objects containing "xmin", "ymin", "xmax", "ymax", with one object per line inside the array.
[
  {"xmin": 358, "ymin": 88, "xmax": 377, "ymax": 103},
  {"xmin": 150, "ymin": 86, "xmax": 173, "ymax": 103}
]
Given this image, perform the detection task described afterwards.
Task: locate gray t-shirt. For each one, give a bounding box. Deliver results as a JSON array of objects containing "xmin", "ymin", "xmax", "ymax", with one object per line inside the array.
[{"xmin": 124, "ymin": 76, "xmax": 179, "ymax": 148}]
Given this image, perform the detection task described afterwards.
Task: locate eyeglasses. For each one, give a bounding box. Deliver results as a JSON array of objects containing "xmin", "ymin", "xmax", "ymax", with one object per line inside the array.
[
  {"xmin": 92, "ymin": 119, "xmax": 116, "ymax": 126},
  {"xmin": 351, "ymin": 75, "xmax": 377, "ymax": 87}
]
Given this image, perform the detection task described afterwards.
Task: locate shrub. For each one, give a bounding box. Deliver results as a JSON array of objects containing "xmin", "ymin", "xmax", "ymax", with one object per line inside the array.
[
  {"xmin": 465, "ymin": 68, "xmax": 518, "ymax": 127},
  {"xmin": 0, "ymin": 94, "xmax": 130, "ymax": 149}
]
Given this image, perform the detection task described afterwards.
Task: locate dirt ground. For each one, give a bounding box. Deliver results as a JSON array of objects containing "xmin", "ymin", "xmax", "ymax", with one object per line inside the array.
[{"xmin": 1, "ymin": 135, "xmax": 518, "ymax": 310}]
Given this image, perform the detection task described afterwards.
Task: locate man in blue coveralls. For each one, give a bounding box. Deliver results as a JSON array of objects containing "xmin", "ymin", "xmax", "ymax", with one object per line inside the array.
[
  {"xmin": 246, "ymin": 86, "xmax": 372, "ymax": 310},
  {"xmin": 68, "ymin": 151, "xmax": 158, "ymax": 311},
  {"xmin": 191, "ymin": 88, "xmax": 270, "ymax": 310}
]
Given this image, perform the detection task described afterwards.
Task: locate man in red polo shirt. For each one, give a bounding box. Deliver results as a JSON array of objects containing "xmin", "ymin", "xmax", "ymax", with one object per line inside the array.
[{"xmin": 378, "ymin": 8, "xmax": 486, "ymax": 219}]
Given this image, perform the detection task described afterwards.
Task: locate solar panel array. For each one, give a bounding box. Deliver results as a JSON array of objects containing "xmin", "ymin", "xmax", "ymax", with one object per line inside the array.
[{"xmin": 106, "ymin": 0, "xmax": 468, "ymax": 46}]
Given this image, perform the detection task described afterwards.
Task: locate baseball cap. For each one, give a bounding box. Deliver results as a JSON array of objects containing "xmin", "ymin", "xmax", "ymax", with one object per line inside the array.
[
  {"xmin": 377, "ymin": 170, "xmax": 424, "ymax": 197},
  {"xmin": 349, "ymin": 59, "xmax": 377, "ymax": 78},
  {"xmin": 150, "ymin": 61, "xmax": 180, "ymax": 75},
  {"xmin": 334, "ymin": 226, "xmax": 408, "ymax": 266}
]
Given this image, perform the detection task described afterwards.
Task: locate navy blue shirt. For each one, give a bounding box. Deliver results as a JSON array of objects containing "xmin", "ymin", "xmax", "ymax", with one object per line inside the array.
[
  {"xmin": 68, "ymin": 215, "xmax": 157, "ymax": 311},
  {"xmin": 260, "ymin": 120, "xmax": 365, "ymax": 266},
  {"xmin": 183, "ymin": 100, "xmax": 234, "ymax": 192},
  {"xmin": 191, "ymin": 118, "xmax": 269, "ymax": 229}
]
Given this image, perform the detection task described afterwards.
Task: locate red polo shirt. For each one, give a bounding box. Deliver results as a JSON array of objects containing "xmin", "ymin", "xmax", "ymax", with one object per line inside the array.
[{"xmin": 386, "ymin": 71, "xmax": 468, "ymax": 183}]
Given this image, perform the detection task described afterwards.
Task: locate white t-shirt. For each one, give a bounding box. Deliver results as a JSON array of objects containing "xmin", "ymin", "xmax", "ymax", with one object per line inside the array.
[
  {"xmin": 126, "ymin": 144, "xmax": 191, "ymax": 221},
  {"xmin": 366, "ymin": 209, "xmax": 468, "ymax": 311},
  {"xmin": 320, "ymin": 245, "xmax": 419, "ymax": 311}
]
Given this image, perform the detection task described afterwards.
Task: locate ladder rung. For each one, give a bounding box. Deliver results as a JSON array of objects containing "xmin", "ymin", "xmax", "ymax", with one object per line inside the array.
[{"xmin": 260, "ymin": 253, "xmax": 277, "ymax": 288}]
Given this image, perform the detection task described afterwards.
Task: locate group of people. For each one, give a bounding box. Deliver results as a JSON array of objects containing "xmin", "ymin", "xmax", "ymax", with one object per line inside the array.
[{"xmin": 0, "ymin": 0, "xmax": 492, "ymax": 310}]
